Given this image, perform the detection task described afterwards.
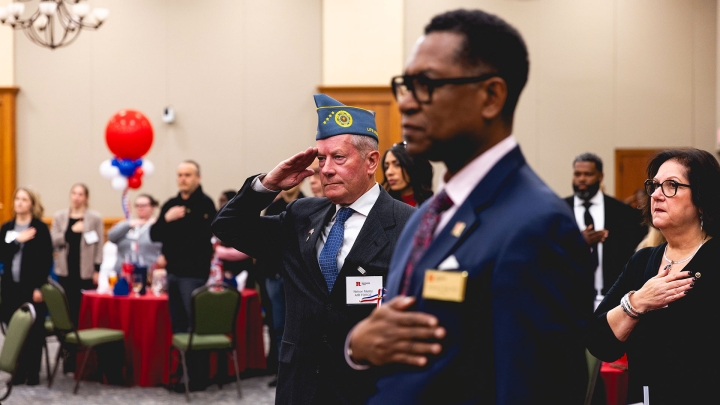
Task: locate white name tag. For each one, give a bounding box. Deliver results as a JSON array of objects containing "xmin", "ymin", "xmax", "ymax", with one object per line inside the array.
[
  {"xmin": 4, "ymin": 230, "xmax": 18, "ymax": 244},
  {"xmin": 346, "ymin": 276, "xmax": 384, "ymax": 305},
  {"xmin": 83, "ymin": 230, "xmax": 99, "ymax": 244}
]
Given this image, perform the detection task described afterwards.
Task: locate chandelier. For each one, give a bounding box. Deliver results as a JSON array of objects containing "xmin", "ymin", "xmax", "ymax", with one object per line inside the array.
[{"xmin": 0, "ymin": 1, "xmax": 109, "ymax": 50}]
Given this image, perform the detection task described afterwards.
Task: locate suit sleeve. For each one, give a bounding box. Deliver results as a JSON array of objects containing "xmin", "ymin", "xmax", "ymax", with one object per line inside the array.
[
  {"xmin": 211, "ymin": 176, "xmax": 284, "ymax": 262},
  {"xmin": 93, "ymin": 213, "xmax": 104, "ymax": 268},
  {"xmin": 108, "ymin": 220, "xmax": 130, "ymax": 244},
  {"xmin": 150, "ymin": 202, "xmax": 172, "ymax": 243},
  {"xmin": 491, "ymin": 210, "xmax": 595, "ymax": 404},
  {"xmin": 50, "ymin": 212, "xmax": 66, "ymax": 248}
]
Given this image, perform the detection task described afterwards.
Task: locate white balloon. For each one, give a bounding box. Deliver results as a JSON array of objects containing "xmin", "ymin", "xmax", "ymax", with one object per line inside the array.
[
  {"xmin": 99, "ymin": 159, "xmax": 120, "ymax": 179},
  {"xmin": 111, "ymin": 176, "xmax": 128, "ymax": 191},
  {"xmin": 142, "ymin": 160, "xmax": 155, "ymax": 177}
]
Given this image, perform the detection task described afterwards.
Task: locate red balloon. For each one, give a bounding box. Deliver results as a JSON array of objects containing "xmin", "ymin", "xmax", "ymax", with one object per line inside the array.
[
  {"xmin": 128, "ymin": 174, "xmax": 142, "ymax": 189},
  {"xmin": 105, "ymin": 109, "xmax": 154, "ymax": 160},
  {"xmin": 135, "ymin": 167, "xmax": 144, "ymax": 177}
]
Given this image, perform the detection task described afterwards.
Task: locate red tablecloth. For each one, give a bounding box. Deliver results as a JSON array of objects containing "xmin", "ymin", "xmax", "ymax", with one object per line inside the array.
[
  {"xmin": 600, "ymin": 354, "xmax": 629, "ymax": 405},
  {"xmin": 78, "ymin": 288, "xmax": 266, "ymax": 387}
]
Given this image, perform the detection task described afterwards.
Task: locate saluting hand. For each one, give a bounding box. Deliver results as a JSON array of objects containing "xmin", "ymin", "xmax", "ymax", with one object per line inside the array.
[
  {"xmin": 582, "ymin": 225, "xmax": 608, "ymax": 245},
  {"xmin": 71, "ymin": 219, "xmax": 84, "ymax": 233},
  {"xmin": 348, "ymin": 296, "xmax": 445, "ymax": 367},
  {"xmin": 262, "ymin": 147, "xmax": 318, "ymax": 191}
]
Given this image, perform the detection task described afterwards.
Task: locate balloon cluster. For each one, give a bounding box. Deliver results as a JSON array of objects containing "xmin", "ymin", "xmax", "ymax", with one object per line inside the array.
[{"xmin": 99, "ymin": 109, "xmax": 155, "ymax": 191}]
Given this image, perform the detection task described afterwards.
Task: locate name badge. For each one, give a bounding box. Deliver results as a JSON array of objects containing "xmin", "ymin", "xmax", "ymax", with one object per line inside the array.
[
  {"xmin": 345, "ymin": 276, "xmax": 384, "ymax": 305},
  {"xmin": 422, "ymin": 270, "xmax": 468, "ymax": 302},
  {"xmin": 4, "ymin": 230, "xmax": 19, "ymax": 243},
  {"xmin": 83, "ymin": 230, "xmax": 99, "ymax": 244}
]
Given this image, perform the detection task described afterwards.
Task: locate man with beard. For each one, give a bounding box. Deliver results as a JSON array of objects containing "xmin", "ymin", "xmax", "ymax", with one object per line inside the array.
[{"xmin": 565, "ymin": 153, "xmax": 647, "ymax": 299}]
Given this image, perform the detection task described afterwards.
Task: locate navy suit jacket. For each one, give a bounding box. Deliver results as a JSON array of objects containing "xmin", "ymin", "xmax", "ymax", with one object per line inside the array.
[{"xmin": 368, "ymin": 146, "xmax": 595, "ymax": 404}]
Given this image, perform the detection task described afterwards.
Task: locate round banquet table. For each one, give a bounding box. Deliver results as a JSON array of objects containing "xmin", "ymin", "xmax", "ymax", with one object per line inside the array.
[{"xmin": 77, "ymin": 288, "xmax": 266, "ymax": 387}]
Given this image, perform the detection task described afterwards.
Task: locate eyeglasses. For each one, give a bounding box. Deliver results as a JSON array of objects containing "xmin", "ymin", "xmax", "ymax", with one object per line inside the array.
[
  {"xmin": 392, "ymin": 141, "xmax": 407, "ymax": 148},
  {"xmin": 644, "ymin": 179, "xmax": 691, "ymax": 198},
  {"xmin": 134, "ymin": 203, "xmax": 151, "ymax": 208},
  {"xmin": 390, "ymin": 73, "xmax": 499, "ymax": 104}
]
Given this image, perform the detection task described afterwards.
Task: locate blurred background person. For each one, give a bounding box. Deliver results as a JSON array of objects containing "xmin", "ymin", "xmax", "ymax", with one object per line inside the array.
[
  {"xmin": 0, "ymin": 187, "xmax": 53, "ymax": 386},
  {"xmin": 308, "ymin": 158, "xmax": 324, "ymax": 197},
  {"xmin": 381, "ymin": 141, "xmax": 433, "ymax": 207},
  {"xmin": 107, "ymin": 194, "xmax": 163, "ymax": 278},
  {"xmin": 588, "ymin": 148, "xmax": 720, "ymax": 405},
  {"xmin": 50, "ymin": 183, "xmax": 104, "ymax": 373}
]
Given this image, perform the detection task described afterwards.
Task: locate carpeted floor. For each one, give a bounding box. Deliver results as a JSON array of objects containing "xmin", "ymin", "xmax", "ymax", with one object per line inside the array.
[{"xmin": 0, "ymin": 333, "xmax": 276, "ymax": 405}]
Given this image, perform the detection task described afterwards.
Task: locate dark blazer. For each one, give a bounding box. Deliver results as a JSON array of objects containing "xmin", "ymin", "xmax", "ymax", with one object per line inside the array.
[
  {"xmin": 212, "ymin": 177, "xmax": 415, "ymax": 405},
  {"xmin": 588, "ymin": 238, "xmax": 720, "ymax": 404},
  {"xmin": 0, "ymin": 218, "xmax": 53, "ymax": 323},
  {"xmin": 369, "ymin": 147, "xmax": 595, "ymax": 404},
  {"xmin": 564, "ymin": 194, "xmax": 647, "ymax": 294}
]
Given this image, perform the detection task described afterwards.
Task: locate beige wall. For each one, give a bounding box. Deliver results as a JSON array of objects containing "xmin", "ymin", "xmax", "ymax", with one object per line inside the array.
[
  {"xmin": 15, "ymin": 0, "xmax": 321, "ymax": 216},
  {"xmin": 405, "ymin": 0, "xmax": 717, "ymax": 197},
  {"xmin": 322, "ymin": 0, "xmax": 404, "ymax": 85},
  {"xmin": 10, "ymin": 0, "xmax": 719, "ymax": 215},
  {"xmin": 0, "ymin": 0, "xmax": 12, "ymax": 86}
]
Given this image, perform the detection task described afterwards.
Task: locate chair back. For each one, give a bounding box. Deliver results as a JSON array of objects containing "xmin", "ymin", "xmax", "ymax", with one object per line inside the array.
[
  {"xmin": 584, "ymin": 349, "xmax": 602, "ymax": 405},
  {"xmin": 41, "ymin": 279, "xmax": 75, "ymax": 332},
  {"xmin": 191, "ymin": 284, "xmax": 241, "ymax": 337},
  {"xmin": 0, "ymin": 303, "xmax": 36, "ymax": 375}
]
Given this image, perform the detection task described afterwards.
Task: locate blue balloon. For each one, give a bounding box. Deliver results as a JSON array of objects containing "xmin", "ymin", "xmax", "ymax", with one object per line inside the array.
[
  {"xmin": 117, "ymin": 159, "xmax": 138, "ymax": 177},
  {"xmin": 134, "ymin": 158, "xmax": 143, "ymax": 168},
  {"xmin": 111, "ymin": 158, "xmax": 119, "ymax": 167}
]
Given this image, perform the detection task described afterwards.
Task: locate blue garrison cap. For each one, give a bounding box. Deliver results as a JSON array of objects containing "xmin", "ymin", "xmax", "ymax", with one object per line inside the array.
[{"xmin": 314, "ymin": 94, "xmax": 378, "ymax": 141}]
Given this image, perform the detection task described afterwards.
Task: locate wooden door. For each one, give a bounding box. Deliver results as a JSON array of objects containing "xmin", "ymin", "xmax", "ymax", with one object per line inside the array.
[
  {"xmin": 316, "ymin": 86, "xmax": 402, "ymax": 183},
  {"xmin": 615, "ymin": 149, "xmax": 663, "ymax": 207},
  {"xmin": 0, "ymin": 87, "xmax": 18, "ymax": 224}
]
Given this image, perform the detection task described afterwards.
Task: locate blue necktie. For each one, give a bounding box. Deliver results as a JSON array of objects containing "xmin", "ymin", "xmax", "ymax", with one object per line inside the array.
[{"xmin": 319, "ymin": 207, "xmax": 354, "ymax": 292}]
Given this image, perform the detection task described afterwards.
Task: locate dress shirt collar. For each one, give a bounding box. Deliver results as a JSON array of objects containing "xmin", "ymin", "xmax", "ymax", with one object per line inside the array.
[
  {"xmin": 437, "ymin": 135, "xmax": 518, "ymax": 206},
  {"xmin": 333, "ymin": 183, "xmax": 380, "ymax": 219},
  {"xmin": 574, "ymin": 190, "xmax": 604, "ymax": 207}
]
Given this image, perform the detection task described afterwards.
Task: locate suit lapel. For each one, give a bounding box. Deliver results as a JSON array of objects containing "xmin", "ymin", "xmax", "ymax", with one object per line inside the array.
[
  {"xmin": 299, "ymin": 202, "xmax": 335, "ymax": 296},
  {"xmin": 405, "ymin": 147, "xmax": 526, "ymax": 293},
  {"xmin": 337, "ymin": 189, "xmax": 393, "ymax": 277}
]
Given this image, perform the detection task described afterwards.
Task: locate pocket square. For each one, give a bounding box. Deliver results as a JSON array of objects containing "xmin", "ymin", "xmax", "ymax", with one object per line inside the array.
[{"xmin": 437, "ymin": 255, "xmax": 460, "ymax": 270}]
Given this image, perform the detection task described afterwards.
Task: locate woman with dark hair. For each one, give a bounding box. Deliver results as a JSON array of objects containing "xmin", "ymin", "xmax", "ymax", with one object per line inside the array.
[
  {"xmin": 0, "ymin": 187, "xmax": 53, "ymax": 385},
  {"xmin": 381, "ymin": 142, "xmax": 434, "ymax": 206},
  {"xmin": 107, "ymin": 194, "xmax": 164, "ymax": 274},
  {"xmin": 587, "ymin": 148, "xmax": 720, "ymax": 404}
]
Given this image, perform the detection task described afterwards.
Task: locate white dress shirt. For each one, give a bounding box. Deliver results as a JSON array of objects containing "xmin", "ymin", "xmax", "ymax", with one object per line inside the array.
[
  {"xmin": 252, "ymin": 175, "xmax": 380, "ymax": 272},
  {"xmin": 435, "ymin": 135, "xmax": 518, "ymax": 236},
  {"xmin": 572, "ymin": 191, "xmax": 605, "ymax": 296}
]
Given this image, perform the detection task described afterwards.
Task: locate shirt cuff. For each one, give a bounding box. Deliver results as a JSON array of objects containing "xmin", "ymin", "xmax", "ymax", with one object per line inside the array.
[
  {"xmin": 251, "ymin": 175, "xmax": 280, "ymax": 193},
  {"xmin": 344, "ymin": 331, "xmax": 370, "ymax": 371}
]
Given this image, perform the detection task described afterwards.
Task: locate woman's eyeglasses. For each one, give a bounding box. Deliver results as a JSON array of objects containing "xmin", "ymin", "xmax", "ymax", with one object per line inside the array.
[{"xmin": 644, "ymin": 179, "xmax": 691, "ymax": 198}]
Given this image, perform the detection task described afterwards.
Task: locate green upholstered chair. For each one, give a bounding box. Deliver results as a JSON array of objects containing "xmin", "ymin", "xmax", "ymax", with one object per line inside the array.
[
  {"xmin": 41, "ymin": 279, "xmax": 125, "ymax": 394},
  {"xmin": 42, "ymin": 316, "xmax": 55, "ymax": 387},
  {"xmin": 169, "ymin": 283, "xmax": 242, "ymax": 401},
  {"xmin": 0, "ymin": 303, "xmax": 36, "ymax": 404},
  {"xmin": 584, "ymin": 349, "xmax": 603, "ymax": 405}
]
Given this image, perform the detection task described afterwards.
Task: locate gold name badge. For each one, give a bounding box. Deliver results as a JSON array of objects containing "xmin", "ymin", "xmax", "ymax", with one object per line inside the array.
[{"xmin": 422, "ymin": 270, "xmax": 468, "ymax": 302}]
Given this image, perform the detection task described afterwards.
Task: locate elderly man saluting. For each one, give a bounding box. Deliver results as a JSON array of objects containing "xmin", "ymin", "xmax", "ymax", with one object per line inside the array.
[{"xmin": 212, "ymin": 94, "xmax": 415, "ymax": 405}]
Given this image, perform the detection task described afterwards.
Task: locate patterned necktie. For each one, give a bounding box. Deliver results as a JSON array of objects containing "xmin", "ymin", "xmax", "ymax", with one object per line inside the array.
[
  {"xmin": 318, "ymin": 207, "xmax": 354, "ymax": 292},
  {"xmin": 401, "ymin": 190, "xmax": 454, "ymax": 295},
  {"xmin": 583, "ymin": 201, "xmax": 599, "ymax": 268}
]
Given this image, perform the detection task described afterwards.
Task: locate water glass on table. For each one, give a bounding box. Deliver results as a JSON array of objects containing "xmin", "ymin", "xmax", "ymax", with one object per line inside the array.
[{"xmin": 132, "ymin": 273, "xmax": 145, "ymax": 297}]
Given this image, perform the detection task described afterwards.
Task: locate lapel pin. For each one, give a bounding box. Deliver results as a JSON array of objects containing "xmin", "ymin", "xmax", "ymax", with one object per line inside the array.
[
  {"xmin": 306, "ymin": 229, "xmax": 314, "ymax": 242},
  {"xmin": 357, "ymin": 266, "xmax": 366, "ymax": 275},
  {"xmin": 451, "ymin": 222, "xmax": 466, "ymax": 237}
]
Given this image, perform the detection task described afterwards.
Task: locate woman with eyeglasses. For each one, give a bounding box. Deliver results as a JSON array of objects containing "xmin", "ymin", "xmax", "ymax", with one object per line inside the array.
[
  {"xmin": 587, "ymin": 148, "xmax": 720, "ymax": 404},
  {"xmin": 107, "ymin": 194, "xmax": 164, "ymax": 276},
  {"xmin": 0, "ymin": 188, "xmax": 53, "ymax": 385},
  {"xmin": 381, "ymin": 142, "xmax": 434, "ymax": 207}
]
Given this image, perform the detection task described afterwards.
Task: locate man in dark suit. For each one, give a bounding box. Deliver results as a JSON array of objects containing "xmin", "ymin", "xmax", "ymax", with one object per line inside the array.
[
  {"xmin": 211, "ymin": 94, "xmax": 415, "ymax": 405},
  {"xmin": 345, "ymin": 9, "xmax": 595, "ymax": 404},
  {"xmin": 565, "ymin": 152, "xmax": 648, "ymax": 298}
]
